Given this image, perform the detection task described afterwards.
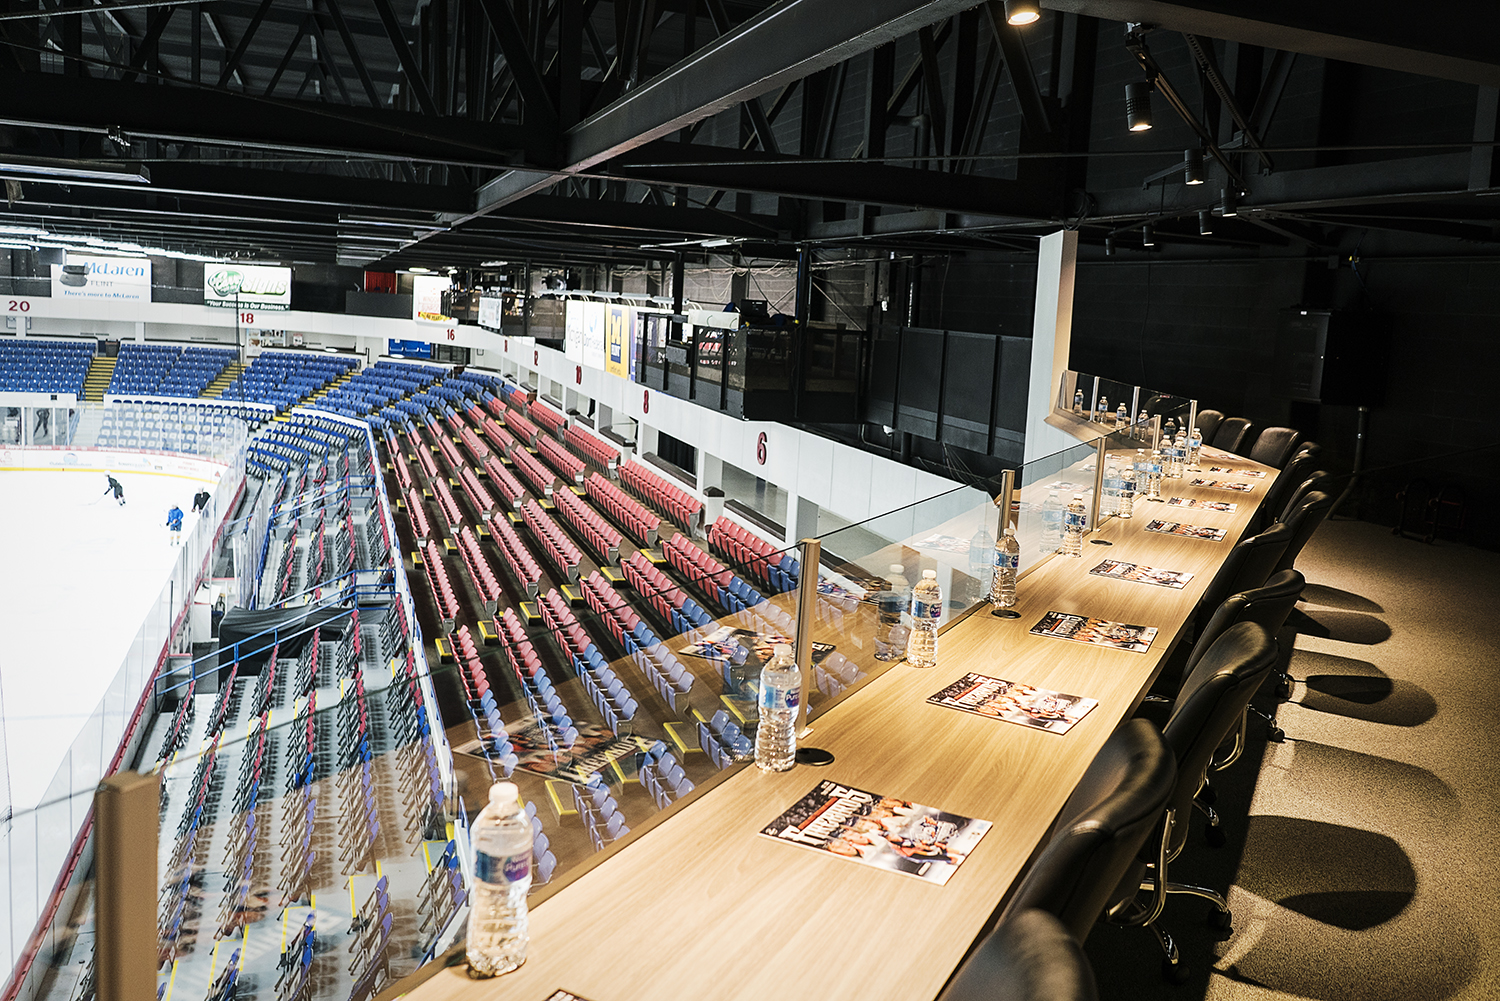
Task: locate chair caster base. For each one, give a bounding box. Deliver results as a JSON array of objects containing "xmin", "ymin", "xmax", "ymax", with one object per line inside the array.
[
  {"xmin": 1162, "ymin": 958, "xmax": 1192, "ymax": 985},
  {"xmin": 1207, "ymin": 907, "xmax": 1233, "ymax": 937},
  {"xmin": 1197, "ymin": 782, "xmax": 1218, "ymax": 807},
  {"xmin": 1204, "ymin": 823, "xmax": 1227, "ymax": 849},
  {"xmin": 1267, "ymin": 726, "xmax": 1286, "ymax": 743},
  {"xmin": 1276, "ymin": 676, "xmax": 1294, "ymax": 701}
]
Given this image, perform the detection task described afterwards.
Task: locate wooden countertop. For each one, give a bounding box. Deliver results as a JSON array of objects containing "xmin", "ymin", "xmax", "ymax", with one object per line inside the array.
[{"xmin": 402, "ymin": 446, "xmax": 1277, "ymax": 1001}]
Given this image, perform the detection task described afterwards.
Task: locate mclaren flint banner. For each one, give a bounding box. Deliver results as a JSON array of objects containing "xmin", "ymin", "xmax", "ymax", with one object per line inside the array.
[
  {"xmin": 50, "ymin": 254, "xmax": 151, "ymax": 301},
  {"xmin": 203, "ymin": 263, "xmax": 292, "ymax": 311}
]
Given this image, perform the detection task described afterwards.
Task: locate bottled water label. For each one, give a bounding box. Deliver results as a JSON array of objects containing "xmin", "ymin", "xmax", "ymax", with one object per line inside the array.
[
  {"xmin": 1064, "ymin": 511, "xmax": 1086, "ymax": 531},
  {"xmin": 759, "ymin": 684, "xmax": 799, "ymax": 712},
  {"xmin": 993, "ymin": 550, "xmax": 1019, "ymax": 571},
  {"xmin": 475, "ymin": 850, "xmax": 531, "ymax": 885},
  {"xmin": 912, "ymin": 598, "xmax": 941, "ymax": 620}
]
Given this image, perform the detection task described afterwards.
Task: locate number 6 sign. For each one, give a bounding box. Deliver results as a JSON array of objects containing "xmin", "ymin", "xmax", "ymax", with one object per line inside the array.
[{"xmin": 756, "ymin": 432, "xmax": 767, "ymax": 465}]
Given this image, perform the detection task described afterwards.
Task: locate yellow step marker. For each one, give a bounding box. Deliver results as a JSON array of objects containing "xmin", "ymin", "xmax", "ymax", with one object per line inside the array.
[
  {"xmin": 507, "ymin": 511, "xmax": 523, "ymax": 526},
  {"xmin": 519, "ymin": 601, "xmax": 541, "ymax": 625},
  {"xmin": 475, "ymin": 524, "xmax": 490, "ymax": 539},
  {"xmin": 662, "ymin": 721, "xmax": 700, "ymax": 757},
  {"xmin": 544, "ymin": 779, "xmax": 578, "ymax": 817},
  {"xmin": 411, "ymin": 550, "xmax": 423, "ymax": 567},
  {"xmin": 443, "ymin": 538, "xmax": 458, "ymax": 555},
  {"xmin": 559, "ymin": 584, "xmax": 584, "ymax": 607},
  {"xmin": 601, "ymin": 567, "xmax": 626, "ymax": 585},
  {"xmin": 720, "ymin": 693, "xmax": 755, "ymax": 725},
  {"xmin": 478, "ymin": 620, "xmax": 500, "ymax": 645},
  {"xmin": 571, "ymin": 485, "xmax": 587, "ymax": 497}
]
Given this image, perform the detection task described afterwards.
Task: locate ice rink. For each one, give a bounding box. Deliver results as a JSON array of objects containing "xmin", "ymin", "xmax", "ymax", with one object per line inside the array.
[{"xmin": 0, "ymin": 462, "xmax": 222, "ymax": 815}]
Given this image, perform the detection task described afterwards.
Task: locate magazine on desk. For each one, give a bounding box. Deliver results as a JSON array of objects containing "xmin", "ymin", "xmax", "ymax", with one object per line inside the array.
[
  {"xmin": 1189, "ymin": 478, "xmax": 1255, "ymax": 492},
  {"xmin": 679, "ymin": 625, "xmax": 834, "ymax": 667},
  {"xmin": 1167, "ymin": 496, "xmax": 1239, "ymax": 512},
  {"xmin": 926, "ymin": 673, "xmax": 1099, "ymax": 734},
  {"xmin": 1089, "ymin": 558, "xmax": 1195, "ymax": 589},
  {"xmin": 1029, "ymin": 610, "xmax": 1158, "ymax": 653},
  {"xmin": 915, "ymin": 533, "xmax": 973, "ymax": 555},
  {"xmin": 760, "ymin": 780, "xmax": 992, "ymax": 885},
  {"xmin": 1206, "ymin": 466, "xmax": 1267, "ymax": 478},
  {"xmin": 1144, "ymin": 519, "xmax": 1228, "ymax": 542}
]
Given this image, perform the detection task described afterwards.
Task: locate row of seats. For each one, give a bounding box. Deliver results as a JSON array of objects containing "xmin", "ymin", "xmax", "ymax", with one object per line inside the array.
[
  {"xmin": 503, "ymin": 406, "xmax": 540, "ymax": 446},
  {"xmin": 537, "ymin": 589, "xmax": 638, "ymax": 734},
  {"xmin": 580, "ymin": 572, "xmax": 695, "ymax": 713},
  {"xmin": 421, "ymin": 539, "xmax": 459, "ymax": 630},
  {"xmin": 510, "ymin": 444, "xmax": 556, "ymax": 497},
  {"xmin": 698, "ymin": 711, "xmax": 752, "ymax": 769},
  {"xmin": 584, "ymin": 472, "xmax": 659, "ymax": 545},
  {"xmin": 0, "ymin": 338, "xmax": 92, "ymax": 393},
  {"xmin": 409, "ymin": 428, "xmax": 442, "ymax": 482},
  {"xmin": 494, "ymin": 606, "xmax": 580, "ymax": 750},
  {"xmin": 551, "ymin": 487, "xmax": 622, "ymax": 564},
  {"xmin": 619, "ymin": 551, "xmax": 692, "ymax": 628},
  {"xmin": 455, "ymin": 526, "xmax": 503, "ymax": 615},
  {"xmin": 431, "ymin": 476, "xmax": 463, "ymax": 530},
  {"xmin": 454, "ymin": 421, "xmax": 491, "ymax": 466},
  {"xmin": 708, "ymin": 517, "xmax": 800, "ymax": 593},
  {"xmin": 521, "ymin": 499, "xmax": 581, "ymax": 581},
  {"xmin": 481, "ymin": 454, "xmax": 525, "ymax": 510},
  {"xmin": 315, "ymin": 361, "xmax": 445, "ymax": 418},
  {"xmin": 528, "ymin": 398, "xmax": 568, "ymax": 437},
  {"xmin": 222, "ymin": 351, "xmax": 357, "ymax": 410},
  {"xmin": 158, "ymin": 736, "xmax": 220, "ymax": 963},
  {"xmin": 564, "ymin": 425, "xmax": 621, "ymax": 471},
  {"xmin": 477, "ymin": 413, "xmax": 518, "ymax": 457},
  {"xmin": 427, "ymin": 417, "xmax": 467, "ymax": 474},
  {"xmin": 451, "ymin": 626, "xmax": 519, "ymax": 775},
  {"xmin": 536, "ymin": 433, "xmax": 587, "ymax": 485},
  {"xmin": 490, "ymin": 517, "xmax": 542, "ymax": 598},
  {"xmin": 638, "ymin": 742, "xmax": 694, "ymax": 810},
  {"xmin": 108, "ymin": 343, "xmax": 238, "ymax": 397},
  {"xmin": 456, "ymin": 465, "xmax": 495, "ymax": 520},
  {"xmin": 814, "ymin": 652, "xmax": 866, "ymax": 699},
  {"xmin": 661, "ymin": 533, "xmax": 766, "ymax": 615},
  {"xmin": 619, "ymin": 459, "xmax": 704, "ymax": 529},
  {"xmin": 404, "ymin": 486, "xmax": 432, "ymax": 541}
]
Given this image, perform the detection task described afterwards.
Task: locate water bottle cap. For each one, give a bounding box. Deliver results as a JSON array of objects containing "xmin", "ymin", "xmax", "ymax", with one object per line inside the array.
[
  {"xmin": 773, "ymin": 643, "xmax": 792, "ymax": 658},
  {"xmin": 1073, "ymin": 493, "xmax": 1084, "ymax": 500},
  {"xmin": 889, "ymin": 564, "xmax": 904, "ymax": 574},
  {"xmin": 922, "ymin": 569, "xmax": 937, "ymax": 578},
  {"xmin": 1003, "ymin": 527, "xmax": 1015, "ymax": 536},
  {"xmin": 489, "ymin": 781, "xmax": 519, "ymax": 807}
]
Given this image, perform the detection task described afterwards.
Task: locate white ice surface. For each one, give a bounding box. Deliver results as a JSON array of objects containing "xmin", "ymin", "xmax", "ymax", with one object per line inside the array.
[{"xmin": 0, "ymin": 465, "xmax": 219, "ymax": 814}]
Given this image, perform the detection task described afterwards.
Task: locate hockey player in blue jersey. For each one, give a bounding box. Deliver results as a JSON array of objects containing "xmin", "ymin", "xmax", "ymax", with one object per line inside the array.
[{"xmin": 166, "ymin": 505, "xmax": 184, "ymax": 545}]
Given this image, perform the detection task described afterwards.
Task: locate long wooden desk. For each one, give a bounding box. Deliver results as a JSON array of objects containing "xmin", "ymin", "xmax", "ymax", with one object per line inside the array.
[{"xmin": 406, "ymin": 445, "xmax": 1279, "ymax": 1001}]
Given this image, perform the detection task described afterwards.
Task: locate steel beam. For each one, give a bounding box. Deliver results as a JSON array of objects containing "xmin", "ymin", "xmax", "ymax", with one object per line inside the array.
[
  {"xmin": 1041, "ymin": 0, "xmax": 1500, "ymax": 88},
  {"xmin": 472, "ymin": 0, "xmax": 984, "ymax": 216},
  {"xmin": 475, "ymin": 0, "xmax": 558, "ymax": 123}
]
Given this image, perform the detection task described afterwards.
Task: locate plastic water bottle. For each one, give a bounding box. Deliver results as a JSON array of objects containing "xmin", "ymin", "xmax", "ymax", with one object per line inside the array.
[
  {"xmin": 873, "ymin": 590, "xmax": 905, "ymax": 661},
  {"xmin": 755, "ymin": 644, "xmax": 800, "ymax": 772},
  {"xmin": 1188, "ymin": 427, "xmax": 1204, "ymax": 470},
  {"xmin": 1163, "ymin": 434, "xmax": 1180, "ymax": 480},
  {"xmin": 1145, "ymin": 449, "xmax": 1164, "ymax": 501},
  {"xmin": 1061, "ymin": 493, "xmax": 1086, "ymax": 557},
  {"xmin": 1100, "ymin": 456, "xmax": 1120, "ymax": 517},
  {"xmin": 1163, "ymin": 417, "xmax": 1178, "ymax": 441},
  {"xmin": 467, "ymin": 782, "xmax": 532, "ymax": 978},
  {"xmin": 906, "ymin": 570, "xmax": 941, "ymax": 668},
  {"xmin": 1097, "ymin": 396, "xmax": 1109, "ymax": 423},
  {"xmin": 1115, "ymin": 402, "xmax": 1128, "ymax": 428},
  {"xmin": 1171, "ymin": 432, "xmax": 1189, "ymax": 478},
  {"xmin": 968, "ymin": 524, "xmax": 994, "ymax": 595},
  {"xmin": 1040, "ymin": 486, "xmax": 1063, "ymax": 554},
  {"xmin": 989, "ymin": 528, "xmax": 1019, "ymax": 610},
  {"xmin": 1118, "ymin": 457, "xmax": 1137, "ymax": 519},
  {"xmin": 1073, "ymin": 388, "xmax": 1084, "ymax": 414}
]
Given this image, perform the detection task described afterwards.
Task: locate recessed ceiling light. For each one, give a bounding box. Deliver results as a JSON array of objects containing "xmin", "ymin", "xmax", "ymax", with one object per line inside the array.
[{"xmin": 408, "ymin": 266, "xmax": 431, "ymax": 273}]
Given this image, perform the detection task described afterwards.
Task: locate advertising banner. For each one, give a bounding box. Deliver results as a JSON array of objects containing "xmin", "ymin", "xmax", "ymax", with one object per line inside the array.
[
  {"xmin": 49, "ymin": 254, "xmax": 151, "ymax": 302},
  {"xmin": 413, "ymin": 274, "xmax": 454, "ymax": 323},
  {"xmin": 581, "ymin": 301, "xmax": 606, "ymax": 370},
  {"xmin": 203, "ymin": 263, "xmax": 291, "ymax": 311},
  {"xmin": 564, "ymin": 300, "xmax": 584, "ymax": 361},
  {"xmin": 605, "ymin": 304, "xmax": 633, "ymax": 378}
]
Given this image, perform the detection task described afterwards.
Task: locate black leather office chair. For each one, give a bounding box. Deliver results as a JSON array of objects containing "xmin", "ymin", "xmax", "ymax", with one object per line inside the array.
[
  {"xmin": 1113, "ymin": 623, "xmax": 1279, "ymax": 982},
  {"xmin": 1193, "ymin": 409, "xmax": 1225, "ymax": 445},
  {"xmin": 1274, "ymin": 490, "xmax": 1334, "ymax": 574},
  {"xmin": 1247, "ymin": 427, "xmax": 1303, "ymax": 469},
  {"xmin": 1253, "ymin": 449, "xmax": 1322, "ymax": 533},
  {"xmin": 1210, "ymin": 417, "xmax": 1254, "ymax": 455},
  {"xmin": 1278, "ymin": 470, "xmax": 1335, "ymax": 525},
  {"xmin": 937, "ymin": 909, "xmax": 1099, "ymax": 1001},
  {"xmin": 1192, "ymin": 523, "xmax": 1292, "ymax": 636},
  {"xmin": 1004, "ymin": 719, "xmax": 1176, "ymax": 945}
]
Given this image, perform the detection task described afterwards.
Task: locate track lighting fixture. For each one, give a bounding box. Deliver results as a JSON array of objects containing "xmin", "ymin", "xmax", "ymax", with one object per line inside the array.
[
  {"xmin": 1220, "ymin": 188, "xmax": 1239, "ymax": 217},
  {"xmin": 1142, "ymin": 224, "xmax": 1155, "ymax": 247},
  {"xmin": 1125, "ymin": 80, "xmax": 1154, "ymax": 132},
  {"xmin": 1183, "ymin": 149, "xmax": 1204, "ymax": 185},
  {"xmin": 1004, "ymin": 0, "xmax": 1040, "ymax": 25},
  {"xmin": 1198, "ymin": 210, "xmax": 1213, "ymax": 236},
  {"xmin": 1105, "ymin": 236, "xmax": 1116, "ymax": 256}
]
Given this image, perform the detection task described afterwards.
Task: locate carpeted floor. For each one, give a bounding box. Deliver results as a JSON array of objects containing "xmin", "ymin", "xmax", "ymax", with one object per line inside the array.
[{"xmin": 1082, "ymin": 517, "xmax": 1500, "ymax": 1001}]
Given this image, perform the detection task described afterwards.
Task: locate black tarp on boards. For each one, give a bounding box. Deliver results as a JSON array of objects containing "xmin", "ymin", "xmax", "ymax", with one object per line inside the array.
[{"xmin": 217, "ymin": 605, "xmax": 353, "ymax": 679}]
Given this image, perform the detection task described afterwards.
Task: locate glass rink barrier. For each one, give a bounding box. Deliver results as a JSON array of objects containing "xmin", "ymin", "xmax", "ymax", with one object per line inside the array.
[{"xmin": 2, "ymin": 367, "xmax": 1179, "ymax": 1000}]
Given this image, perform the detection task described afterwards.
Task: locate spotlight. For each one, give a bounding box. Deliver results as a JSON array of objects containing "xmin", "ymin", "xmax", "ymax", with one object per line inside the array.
[
  {"xmin": 1142, "ymin": 224, "xmax": 1155, "ymax": 247},
  {"xmin": 1125, "ymin": 80, "xmax": 1154, "ymax": 132},
  {"xmin": 1198, "ymin": 210, "xmax": 1213, "ymax": 236},
  {"xmin": 1220, "ymin": 188, "xmax": 1238, "ymax": 217},
  {"xmin": 1004, "ymin": 0, "xmax": 1040, "ymax": 25},
  {"xmin": 1183, "ymin": 149, "xmax": 1204, "ymax": 185},
  {"xmin": 1105, "ymin": 237, "xmax": 1116, "ymax": 256}
]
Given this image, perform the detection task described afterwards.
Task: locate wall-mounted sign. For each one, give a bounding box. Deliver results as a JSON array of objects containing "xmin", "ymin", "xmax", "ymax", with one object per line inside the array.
[
  {"xmin": 203, "ymin": 263, "xmax": 291, "ymax": 311},
  {"xmin": 605, "ymin": 305, "xmax": 632, "ymax": 378},
  {"xmin": 50, "ymin": 254, "xmax": 151, "ymax": 302},
  {"xmin": 478, "ymin": 296, "xmax": 503, "ymax": 329},
  {"xmin": 413, "ymin": 275, "xmax": 454, "ymax": 323}
]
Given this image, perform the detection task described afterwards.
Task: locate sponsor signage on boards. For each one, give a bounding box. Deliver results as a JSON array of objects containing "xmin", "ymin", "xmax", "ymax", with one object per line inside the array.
[
  {"xmin": 49, "ymin": 254, "xmax": 152, "ymax": 301},
  {"xmin": 203, "ymin": 263, "xmax": 291, "ymax": 311}
]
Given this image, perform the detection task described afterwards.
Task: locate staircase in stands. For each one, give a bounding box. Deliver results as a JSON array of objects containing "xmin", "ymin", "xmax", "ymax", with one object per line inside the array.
[
  {"xmin": 81, "ymin": 356, "xmax": 115, "ymax": 401},
  {"xmin": 201, "ymin": 360, "xmax": 246, "ymax": 398}
]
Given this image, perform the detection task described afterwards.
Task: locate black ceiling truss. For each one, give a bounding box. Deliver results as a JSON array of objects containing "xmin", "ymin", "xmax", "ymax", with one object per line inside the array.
[{"xmin": 0, "ymin": 1, "xmax": 1498, "ymax": 269}]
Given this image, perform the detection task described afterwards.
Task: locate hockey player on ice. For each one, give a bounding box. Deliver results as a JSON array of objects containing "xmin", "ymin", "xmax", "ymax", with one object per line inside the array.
[
  {"xmin": 166, "ymin": 505, "xmax": 184, "ymax": 545},
  {"xmin": 103, "ymin": 473, "xmax": 125, "ymax": 506}
]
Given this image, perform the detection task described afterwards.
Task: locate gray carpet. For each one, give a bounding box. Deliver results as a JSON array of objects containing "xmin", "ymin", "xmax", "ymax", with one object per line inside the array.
[{"xmin": 1083, "ymin": 518, "xmax": 1500, "ymax": 1001}]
